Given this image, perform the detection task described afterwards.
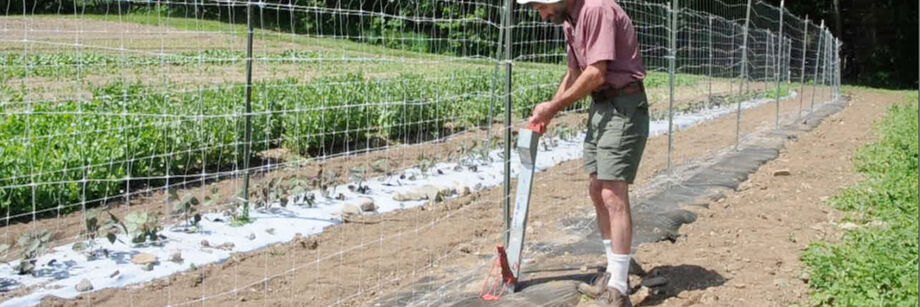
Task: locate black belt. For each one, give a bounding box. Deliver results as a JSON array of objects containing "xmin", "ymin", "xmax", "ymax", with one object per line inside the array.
[{"xmin": 591, "ymin": 81, "xmax": 644, "ymax": 101}]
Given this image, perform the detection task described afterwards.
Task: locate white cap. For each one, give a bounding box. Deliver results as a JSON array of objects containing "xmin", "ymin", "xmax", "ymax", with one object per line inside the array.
[{"xmin": 516, "ymin": 0, "xmax": 562, "ymax": 4}]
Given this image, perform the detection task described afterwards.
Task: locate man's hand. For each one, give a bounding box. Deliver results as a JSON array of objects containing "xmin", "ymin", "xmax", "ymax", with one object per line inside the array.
[{"xmin": 528, "ymin": 101, "xmax": 558, "ymax": 129}]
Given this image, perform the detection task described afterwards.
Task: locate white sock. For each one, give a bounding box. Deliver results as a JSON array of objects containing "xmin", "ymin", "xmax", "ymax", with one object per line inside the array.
[
  {"xmin": 606, "ymin": 253, "xmax": 630, "ymax": 295},
  {"xmin": 602, "ymin": 239, "xmax": 613, "ymax": 260}
]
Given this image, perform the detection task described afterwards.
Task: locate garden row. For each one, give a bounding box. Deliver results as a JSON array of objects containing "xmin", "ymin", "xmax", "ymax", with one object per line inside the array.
[{"xmin": 0, "ymin": 57, "xmax": 710, "ymax": 219}]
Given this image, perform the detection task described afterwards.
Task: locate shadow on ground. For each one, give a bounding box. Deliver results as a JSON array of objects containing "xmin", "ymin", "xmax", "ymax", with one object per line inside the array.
[{"xmin": 633, "ymin": 265, "xmax": 725, "ymax": 306}]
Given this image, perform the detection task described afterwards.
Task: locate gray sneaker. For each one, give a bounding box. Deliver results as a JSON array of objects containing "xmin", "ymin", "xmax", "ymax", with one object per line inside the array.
[
  {"xmin": 576, "ymin": 272, "xmax": 610, "ymax": 298},
  {"xmin": 595, "ymin": 287, "xmax": 632, "ymax": 307}
]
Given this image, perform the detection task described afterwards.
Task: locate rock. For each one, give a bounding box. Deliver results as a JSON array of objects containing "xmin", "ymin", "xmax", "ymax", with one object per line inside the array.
[
  {"xmin": 393, "ymin": 185, "xmax": 453, "ymax": 203},
  {"xmin": 800, "ymin": 272, "xmax": 811, "ymax": 283},
  {"xmin": 169, "ymin": 252, "xmax": 183, "ymax": 263},
  {"xmin": 215, "ymin": 242, "xmax": 235, "ymax": 251},
  {"xmin": 354, "ymin": 198, "xmax": 377, "ymax": 212},
  {"xmin": 773, "ymin": 169, "xmax": 791, "ymax": 176},
  {"xmin": 642, "ymin": 276, "xmax": 668, "ymax": 287},
  {"xmin": 131, "ymin": 253, "xmax": 158, "ymax": 265},
  {"xmin": 393, "ymin": 191, "xmax": 426, "ymax": 202},
  {"xmin": 458, "ymin": 243, "xmax": 474, "ymax": 254},
  {"xmin": 473, "ymin": 183, "xmax": 482, "ymax": 191},
  {"xmin": 341, "ymin": 203, "xmax": 362, "ymax": 217},
  {"xmin": 247, "ymin": 233, "xmax": 256, "ymax": 240},
  {"xmin": 869, "ymin": 220, "xmax": 888, "ymax": 228},
  {"xmin": 109, "ymin": 270, "xmax": 120, "ymax": 278},
  {"xmin": 265, "ymin": 228, "xmax": 275, "ymax": 235},
  {"xmin": 700, "ymin": 292, "xmax": 719, "ymax": 304},
  {"xmin": 630, "ymin": 286, "xmax": 651, "ymax": 303},
  {"xmin": 457, "ymin": 185, "xmax": 471, "ymax": 196},
  {"xmin": 424, "ymin": 190, "xmax": 444, "ymax": 203},
  {"xmin": 294, "ymin": 233, "xmax": 319, "ymax": 250},
  {"xmin": 580, "ymin": 265, "xmax": 588, "ymax": 272},
  {"xmin": 75, "ymin": 279, "xmax": 93, "ymax": 292},
  {"xmin": 200, "ymin": 240, "xmax": 211, "ymax": 248},
  {"xmin": 733, "ymin": 283, "xmax": 746, "ymax": 289},
  {"xmin": 838, "ymin": 222, "xmax": 859, "ymax": 230},
  {"xmin": 142, "ymin": 263, "xmax": 155, "ymax": 271},
  {"xmin": 628, "ymin": 275, "xmax": 643, "ymax": 290},
  {"xmin": 72, "ymin": 242, "xmax": 88, "ymax": 252},
  {"xmin": 418, "ymin": 184, "xmax": 453, "ymax": 202}
]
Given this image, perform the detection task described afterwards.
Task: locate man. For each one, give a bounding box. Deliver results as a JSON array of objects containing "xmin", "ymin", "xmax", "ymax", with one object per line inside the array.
[{"xmin": 518, "ymin": 0, "xmax": 648, "ymax": 305}]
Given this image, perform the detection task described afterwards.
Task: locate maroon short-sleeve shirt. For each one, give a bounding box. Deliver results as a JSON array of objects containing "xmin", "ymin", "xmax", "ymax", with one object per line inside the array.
[{"xmin": 563, "ymin": 0, "xmax": 646, "ymax": 89}]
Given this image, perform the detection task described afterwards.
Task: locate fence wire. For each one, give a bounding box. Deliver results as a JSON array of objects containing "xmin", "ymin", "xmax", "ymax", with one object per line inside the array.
[{"xmin": 0, "ymin": 0, "xmax": 840, "ymax": 305}]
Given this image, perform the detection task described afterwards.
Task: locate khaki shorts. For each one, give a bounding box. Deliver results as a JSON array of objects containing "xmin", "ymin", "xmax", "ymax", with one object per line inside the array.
[{"xmin": 584, "ymin": 91, "xmax": 650, "ymax": 183}]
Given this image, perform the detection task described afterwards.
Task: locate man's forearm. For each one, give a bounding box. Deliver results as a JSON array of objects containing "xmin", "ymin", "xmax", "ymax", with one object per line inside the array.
[
  {"xmin": 549, "ymin": 65, "xmax": 605, "ymax": 113},
  {"xmin": 553, "ymin": 70, "xmax": 579, "ymax": 101}
]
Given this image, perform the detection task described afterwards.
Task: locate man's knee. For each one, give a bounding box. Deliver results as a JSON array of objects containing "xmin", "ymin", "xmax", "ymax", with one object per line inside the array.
[
  {"xmin": 599, "ymin": 180, "xmax": 629, "ymax": 213},
  {"xmin": 589, "ymin": 174, "xmax": 602, "ymax": 195}
]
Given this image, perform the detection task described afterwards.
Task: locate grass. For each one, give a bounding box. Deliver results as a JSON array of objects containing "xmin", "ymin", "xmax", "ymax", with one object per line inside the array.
[
  {"xmin": 79, "ymin": 12, "xmax": 496, "ymax": 65},
  {"xmin": 801, "ymin": 91, "xmax": 919, "ymax": 306}
]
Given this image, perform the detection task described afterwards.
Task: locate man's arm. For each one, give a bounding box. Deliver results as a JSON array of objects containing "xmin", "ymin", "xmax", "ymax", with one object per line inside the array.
[
  {"xmin": 529, "ymin": 61, "xmax": 606, "ymax": 127},
  {"xmin": 552, "ymin": 68, "xmax": 581, "ymax": 102},
  {"xmin": 549, "ymin": 61, "xmax": 605, "ymax": 112}
]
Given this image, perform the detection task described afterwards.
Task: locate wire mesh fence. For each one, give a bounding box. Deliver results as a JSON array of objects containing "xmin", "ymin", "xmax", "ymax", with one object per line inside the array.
[{"xmin": 0, "ymin": 0, "xmax": 840, "ymax": 305}]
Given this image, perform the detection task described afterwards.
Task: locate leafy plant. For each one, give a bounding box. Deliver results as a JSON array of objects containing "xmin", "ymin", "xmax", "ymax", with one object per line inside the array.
[
  {"xmin": 74, "ymin": 207, "xmax": 123, "ymax": 257},
  {"xmin": 416, "ymin": 154, "xmax": 435, "ymax": 174},
  {"xmin": 310, "ymin": 168, "xmax": 342, "ymax": 199},
  {"xmin": 348, "ymin": 166, "xmax": 370, "ymax": 194},
  {"xmin": 229, "ymin": 205, "xmax": 254, "ymax": 227},
  {"xmin": 124, "ymin": 211, "xmax": 162, "ymax": 245},
  {"xmin": 802, "ymin": 95, "xmax": 919, "ymax": 306},
  {"xmin": 16, "ymin": 230, "xmax": 52, "ymax": 275},
  {"xmin": 170, "ymin": 190, "xmax": 202, "ymax": 231}
]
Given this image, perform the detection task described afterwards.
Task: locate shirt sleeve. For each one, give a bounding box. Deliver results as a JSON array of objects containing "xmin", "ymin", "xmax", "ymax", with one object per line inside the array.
[{"xmin": 581, "ymin": 5, "xmax": 616, "ymax": 65}]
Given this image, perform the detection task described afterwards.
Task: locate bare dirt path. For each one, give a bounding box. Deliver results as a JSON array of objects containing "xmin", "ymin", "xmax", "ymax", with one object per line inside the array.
[{"xmin": 610, "ymin": 88, "xmax": 900, "ymax": 306}]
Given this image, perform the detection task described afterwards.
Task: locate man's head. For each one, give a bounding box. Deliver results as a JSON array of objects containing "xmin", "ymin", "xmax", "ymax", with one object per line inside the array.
[{"xmin": 517, "ymin": 0, "xmax": 569, "ymax": 25}]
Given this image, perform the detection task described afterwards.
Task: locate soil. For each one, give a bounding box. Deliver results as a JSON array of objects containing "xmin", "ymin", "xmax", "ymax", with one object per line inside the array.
[
  {"xmin": 610, "ymin": 89, "xmax": 897, "ymax": 306},
  {"xmin": 17, "ymin": 82, "xmax": 852, "ymax": 306}
]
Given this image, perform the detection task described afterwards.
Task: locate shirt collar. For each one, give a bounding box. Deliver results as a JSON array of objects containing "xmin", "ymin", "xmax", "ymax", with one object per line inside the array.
[{"xmin": 565, "ymin": 0, "xmax": 584, "ymax": 25}]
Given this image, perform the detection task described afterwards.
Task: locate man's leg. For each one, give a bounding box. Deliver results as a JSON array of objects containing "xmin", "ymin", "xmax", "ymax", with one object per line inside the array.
[
  {"xmin": 589, "ymin": 174, "xmax": 611, "ymax": 241},
  {"xmin": 600, "ymin": 179, "xmax": 632, "ymax": 296},
  {"xmin": 600, "ymin": 180, "xmax": 631, "ymax": 254},
  {"xmin": 589, "ymin": 174, "xmax": 616, "ymax": 291}
]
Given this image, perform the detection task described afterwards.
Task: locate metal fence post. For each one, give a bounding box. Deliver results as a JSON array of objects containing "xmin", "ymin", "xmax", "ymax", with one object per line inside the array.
[
  {"xmin": 708, "ymin": 16, "xmax": 713, "ymax": 105},
  {"xmin": 774, "ymin": 0, "xmax": 784, "ymax": 128},
  {"xmin": 799, "ymin": 15, "xmax": 808, "ymax": 118},
  {"xmin": 822, "ymin": 29, "xmax": 830, "ymax": 102},
  {"xmin": 832, "ymin": 36, "xmax": 836, "ymax": 98},
  {"xmin": 833, "ymin": 38, "xmax": 838, "ymax": 99},
  {"xmin": 737, "ymin": 0, "xmax": 753, "ymax": 150},
  {"xmin": 667, "ymin": 0, "xmax": 677, "ymax": 175},
  {"xmin": 786, "ymin": 37, "xmax": 792, "ymax": 84},
  {"xmin": 729, "ymin": 24, "xmax": 735, "ymax": 96},
  {"xmin": 241, "ymin": 2, "xmax": 255, "ymax": 221},
  {"xmin": 811, "ymin": 20, "xmax": 824, "ymax": 112},
  {"xmin": 502, "ymin": 0, "xmax": 513, "ymax": 247}
]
